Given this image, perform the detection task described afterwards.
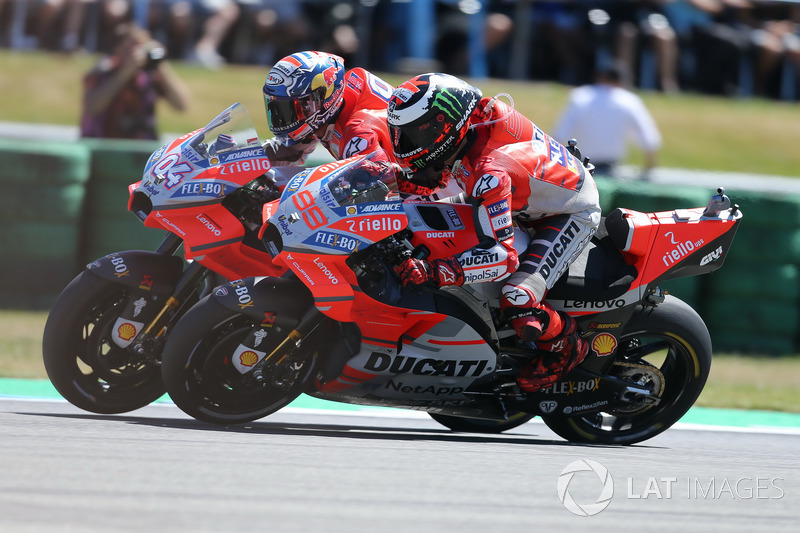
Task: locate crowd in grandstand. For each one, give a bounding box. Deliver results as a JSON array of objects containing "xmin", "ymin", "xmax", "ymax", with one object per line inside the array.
[{"xmin": 0, "ymin": 0, "xmax": 798, "ymax": 100}]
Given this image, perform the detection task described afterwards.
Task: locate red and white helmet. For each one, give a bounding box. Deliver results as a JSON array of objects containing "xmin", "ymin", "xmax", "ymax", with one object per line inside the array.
[{"xmin": 387, "ymin": 73, "xmax": 482, "ymax": 173}]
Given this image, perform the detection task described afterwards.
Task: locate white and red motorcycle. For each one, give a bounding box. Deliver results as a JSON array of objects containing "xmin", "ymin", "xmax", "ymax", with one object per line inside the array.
[{"xmin": 160, "ymin": 128, "xmax": 742, "ymax": 446}]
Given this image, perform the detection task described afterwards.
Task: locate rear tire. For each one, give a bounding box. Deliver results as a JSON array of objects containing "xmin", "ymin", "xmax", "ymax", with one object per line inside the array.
[
  {"xmin": 161, "ymin": 295, "xmax": 317, "ymax": 425},
  {"xmin": 542, "ymin": 295, "xmax": 712, "ymax": 445}
]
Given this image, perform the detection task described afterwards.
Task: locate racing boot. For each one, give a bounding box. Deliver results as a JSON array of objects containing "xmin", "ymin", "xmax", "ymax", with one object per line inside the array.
[
  {"xmin": 516, "ymin": 313, "xmax": 588, "ymax": 392},
  {"xmin": 501, "ymin": 290, "xmax": 589, "ymax": 391},
  {"xmin": 501, "ymin": 287, "xmax": 553, "ymax": 342}
]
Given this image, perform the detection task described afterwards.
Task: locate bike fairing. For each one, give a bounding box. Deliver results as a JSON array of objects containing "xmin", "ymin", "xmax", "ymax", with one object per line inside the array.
[
  {"xmin": 243, "ymin": 150, "xmax": 740, "ymax": 416},
  {"xmin": 46, "ymin": 100, "xmax": 744, "ymax": 445},
  {"xmin": 115, "ymin": 105, "xmax": 291, "ymax": 347}
]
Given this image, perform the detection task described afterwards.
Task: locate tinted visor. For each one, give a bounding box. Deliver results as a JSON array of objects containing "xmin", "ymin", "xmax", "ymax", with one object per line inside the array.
[
  {"xmin": 266, "ymin": 88, "xmax": 324, "ymax": 134},
  {"xmin": 391, "ymin": 116, "xmax": 450, "ymax": 165}
]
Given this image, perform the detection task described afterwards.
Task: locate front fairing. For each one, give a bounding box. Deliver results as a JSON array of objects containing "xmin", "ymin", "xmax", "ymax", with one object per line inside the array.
[
  {"xmin": 130, "ymin": 103, "xmax": 272, "ymax": 222},
  {"xmin": 270, "ymin": 152, "xmax": 405, "ymax": 255}
]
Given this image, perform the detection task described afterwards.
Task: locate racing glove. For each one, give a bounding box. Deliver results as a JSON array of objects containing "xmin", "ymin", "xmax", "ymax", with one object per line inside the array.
[
  {"xmin": 262, "ymin": 137, "xmax": 317, "ymax": 167},
  {"xmin": 395, "ymin": 257, "xmax": 464, "ymax": 287}
]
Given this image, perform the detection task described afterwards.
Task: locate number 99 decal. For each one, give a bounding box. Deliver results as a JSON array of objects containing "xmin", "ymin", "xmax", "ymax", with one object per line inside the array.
[{"xmin": 291, "ymin": 190, "xmax": 328, "ymax": 230}]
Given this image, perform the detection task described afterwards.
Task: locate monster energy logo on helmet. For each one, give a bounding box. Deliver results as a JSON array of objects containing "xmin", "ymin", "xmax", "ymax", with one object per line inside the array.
[{"xmin": 430, "ymin": 89, "xmax": 464, "ymax": 121}]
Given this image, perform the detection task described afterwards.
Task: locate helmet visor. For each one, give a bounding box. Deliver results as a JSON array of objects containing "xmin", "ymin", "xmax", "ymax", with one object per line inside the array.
[
  {"xmin": 391, "ymin": 117, "xmax": 451, "ymax": 169},
  {"xmin": 266, "ymin": 89, "xmax": 324, "ymax": 135}
]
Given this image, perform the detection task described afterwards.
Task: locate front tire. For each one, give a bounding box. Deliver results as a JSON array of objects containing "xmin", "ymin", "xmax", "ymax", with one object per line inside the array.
[
  {"xmin": 161, "ymin": 295, "xmax": 317, "ymax": 425},
  {"xmin": 542, "ymin": 295, "xmax": 712, "ymax": 445},
  {"xmin": 42, "ymin": 271, "xmax": 166, "ymax": 414}
]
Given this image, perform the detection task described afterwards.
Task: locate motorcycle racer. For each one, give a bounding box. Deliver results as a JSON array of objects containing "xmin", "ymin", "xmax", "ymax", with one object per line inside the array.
[
  {"xmin": 261, "ymin": 51, "xmax": 461, "ymax": 200},
  {"xmin": 388, "ymin": 73, "xmax": 602, "ymax": 392},
  {"xmin": 261, "ymin": 50, "xmax": 395, "ymax": 166}
]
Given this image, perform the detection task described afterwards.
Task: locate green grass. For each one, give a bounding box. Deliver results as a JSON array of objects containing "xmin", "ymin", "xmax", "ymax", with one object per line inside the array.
[
  {"xmin": 4, "ymin": 309, "xmax": 800, "ymax": 413},
  {"xmin": 0, "ymin": 310, "xmax": 47, "ymax": 379},
  {"xmin": 1, "ymin": 50, "xmax": 800, "ymax": 176},
  {"xmin": 699, "ymin": 355, "xmax": 800, "ymax": 413}
]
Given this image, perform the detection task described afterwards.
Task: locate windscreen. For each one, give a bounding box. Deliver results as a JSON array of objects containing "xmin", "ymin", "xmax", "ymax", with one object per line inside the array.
[{"xmin": 324, "ymin": 158, "xmax": 401, "ymax": 207}]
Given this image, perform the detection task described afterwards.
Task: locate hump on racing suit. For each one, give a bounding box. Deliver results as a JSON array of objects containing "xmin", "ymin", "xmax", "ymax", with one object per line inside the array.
[
  {"xmin": 322, "ymin": 68, "xmax": 396, "ymax": 162},
  {"xmin": 449, "ymin": 96, "xmax": 600, "ymax": 286}
]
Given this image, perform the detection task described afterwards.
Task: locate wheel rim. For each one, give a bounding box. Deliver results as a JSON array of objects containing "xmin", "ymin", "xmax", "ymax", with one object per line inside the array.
[
  {"xmin": 68, "ymin": 288, "xmax": 161, "ymax": 397},
  {"xmin": 180, "ymin": 317, "xmax": 313, "ymax": 420},
  {"xmin": 563, "ymin": 331, "xmax": 701, "ymax": 439}
]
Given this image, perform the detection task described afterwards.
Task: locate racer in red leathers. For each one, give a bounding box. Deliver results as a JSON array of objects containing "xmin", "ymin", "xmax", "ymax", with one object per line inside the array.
[
  {"xmin": 388, "ymin": 73, "xmax": 602, "ymax": 392},
  {"xmin": 262, "ymin": 51, "xmax": 463, "ymax": 200},
  {"xmin": 261, "ymin": 50, "xmax": 395, "ymax": 166}
]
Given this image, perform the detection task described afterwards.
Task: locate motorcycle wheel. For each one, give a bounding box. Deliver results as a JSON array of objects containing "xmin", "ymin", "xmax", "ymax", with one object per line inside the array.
[
  {"xmin": 161, "ymin": 295, "xmax": 317, "ymax": 425},
  {"xmin": 428, "ymin": 412, "xmax": 535, "ymax": 433},
  {"xmin": 542, "ymin": 295, "xmax": 712, "ymax": 445},
  {"xmin": 42, "ymin": 271, "xmax": 166, "ymax": 414}
]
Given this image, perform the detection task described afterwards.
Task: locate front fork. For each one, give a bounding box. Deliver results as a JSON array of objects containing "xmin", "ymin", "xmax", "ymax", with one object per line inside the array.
[
  {"xmin": 113, "ymin": 234, "xmax": 212, "ymax": 362},
  {"xmin": 233, "ymin": 305, "xmax": 325, "ymax": 386}
]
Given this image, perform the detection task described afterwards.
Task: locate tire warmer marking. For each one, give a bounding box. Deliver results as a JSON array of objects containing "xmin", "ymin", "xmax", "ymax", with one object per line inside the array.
[{"xmin": 664, "ymin": 331, "xmax": 701, "ymax": 378}]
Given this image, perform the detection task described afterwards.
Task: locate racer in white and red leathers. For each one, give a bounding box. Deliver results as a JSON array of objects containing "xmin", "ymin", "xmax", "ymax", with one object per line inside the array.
[{"xmin": 389, "ymin": 73, "xmax": 601, "ymax": 392}]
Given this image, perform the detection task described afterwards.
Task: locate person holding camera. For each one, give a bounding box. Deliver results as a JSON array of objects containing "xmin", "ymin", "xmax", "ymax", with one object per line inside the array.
[{"xmin": 80, "ymin": 23, "xmax": 190, "ymax": 140}]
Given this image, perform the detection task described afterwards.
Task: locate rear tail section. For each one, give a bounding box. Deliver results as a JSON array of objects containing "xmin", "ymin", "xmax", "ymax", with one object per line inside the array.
[{"xmin": 604, "ymin": 188, "xmax": 742, "ymax": 296}]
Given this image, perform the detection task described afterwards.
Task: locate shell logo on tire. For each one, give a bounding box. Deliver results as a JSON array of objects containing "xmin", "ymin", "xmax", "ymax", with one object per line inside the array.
[{"xmin": 592, "ymin": 333, "xmax": 617, "ymax": 356}]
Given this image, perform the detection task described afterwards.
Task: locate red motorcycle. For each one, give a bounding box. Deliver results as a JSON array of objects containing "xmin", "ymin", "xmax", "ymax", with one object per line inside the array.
[
  {"xmin": 42, "ymin": 104, "xmax": 301, "ymax": 414},
  {"xmin": 160, "ymin": 150, "xmax": 742, "ymax": 445}
]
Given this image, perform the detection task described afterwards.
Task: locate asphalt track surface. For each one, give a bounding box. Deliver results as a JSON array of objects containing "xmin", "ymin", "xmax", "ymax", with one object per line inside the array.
[{"xmin": 1, "ymin": 394, "xmax": 798, "ymax": 533}]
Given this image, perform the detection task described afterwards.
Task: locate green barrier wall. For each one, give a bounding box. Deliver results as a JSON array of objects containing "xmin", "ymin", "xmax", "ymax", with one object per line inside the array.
[
  {"xmin": 77, "ymin": 138, "xmax": 166, "ymax": 263},
  {"xmin": 0, "ymin": 140, "xmax": 90, "ymax": 308},
  {"xmin": 2, "ymin": 140, "xmax": 798, "ymax": 354}
]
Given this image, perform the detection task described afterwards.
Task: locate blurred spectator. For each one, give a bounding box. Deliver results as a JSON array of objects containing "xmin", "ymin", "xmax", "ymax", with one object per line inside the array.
[
  {"xmin": 434, "ymin": 0, "xmax": 514, "ymax": 78},
  {"xmin": 661, "ymin": 0, "xmax": 782, "ymax": 97},
  {"xmin": 191, "ymin": 0, "xmax": 240, "ymax": 69},
  {"xmin": 528, "ymin": 1, "xmax": 595, "ymax": 85},
  {"xmin": 552, "ymin": 62, "xmax": 662, "ymax": 180},
  {"xmin": 228, "ymin": 1, "xmax": 312, "ymax": 65},
  {"xmin": 80, "ymin": 23, "xmax": 190, "ymax": 139},
  {"xmin": 30, "ymin": 0, "xmax": 87, "ymax": 52},
  {"xmin": 660, "ymin": 0, "xmax": 725, "ymax": 91},
  {"xmin": 747, "ymin": 1, "xmax": 800, "ymax": 99},
  {"xmin": 302, "ymin": 1, "xmax": 361, "ymax": 64},
  {"xmin": 2, "ymin": 0, "xmax": 797, "ymax": 102},
  {"xmin": 587, "ymin": 1, "xmax": 680, "ymax": 92},
  {"xmin": 0, "ymin": 0, "xmax": 96, "ymax": 52},
  {"xmin": 93, "ymin": 0, "xmax": 135, "ymax": 52},
  {"xmin": 150, "ymin": 0, "xmax": 240, "ymax": 69}
]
